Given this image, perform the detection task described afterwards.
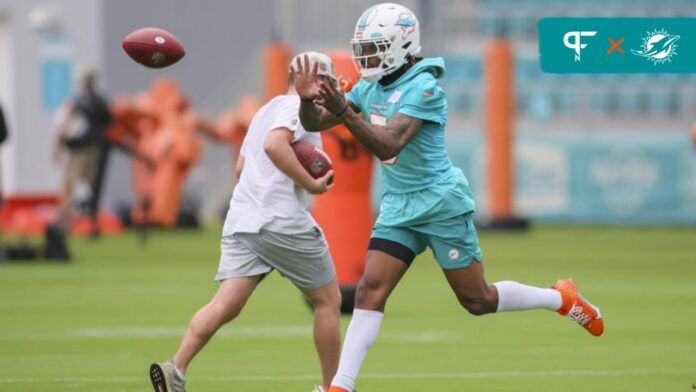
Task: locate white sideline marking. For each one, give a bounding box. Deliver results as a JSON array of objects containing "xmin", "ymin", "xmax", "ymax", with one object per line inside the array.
[
  {"xmin": 0, "ymin": 368, "xmax": 691, "ymax": 384},
  {"xmin": 71, "ymin": 325, "xmax": 312, "ymax": 338},
  {"xmin": 0, "ymin": 326, "xmax": 454, "ymax": 343},
  {"xmin": 69, "ymin": 326, "xmax": 449, "ymax": 342}
]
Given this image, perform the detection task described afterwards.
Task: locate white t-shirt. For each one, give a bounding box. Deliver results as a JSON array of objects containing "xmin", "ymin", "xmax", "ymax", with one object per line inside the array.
[{"xmin": 223, "ymin": 94, "xmax": 322, "ymax": 235}]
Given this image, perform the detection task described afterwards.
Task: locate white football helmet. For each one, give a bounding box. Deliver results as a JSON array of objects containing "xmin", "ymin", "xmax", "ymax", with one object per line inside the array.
[
  {"xmin": 351, "ymin": 3, "xmax": 421, "ymax": 83},
  {"xmin": 290, "ymin": 51, "xmax": 336, "ymax": 81}
]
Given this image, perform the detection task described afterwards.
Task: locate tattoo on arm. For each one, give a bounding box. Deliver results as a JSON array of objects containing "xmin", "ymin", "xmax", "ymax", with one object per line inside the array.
[
  {"xmin": 299, "ymin": 100, "xmax": 361, "ymax": 132},
  {"xmin": 340, "ymin": 111, "xmax": 422, "ymax": 161}
]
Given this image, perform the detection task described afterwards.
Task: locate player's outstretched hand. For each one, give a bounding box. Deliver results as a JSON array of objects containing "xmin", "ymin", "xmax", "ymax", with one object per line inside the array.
[
  {"xmin": 316, "ymin": 76, "xmax": 349, "ymax": 116},
  {"xmin": 291, "ymin": 54, "xmax": 321, "ymax": 102},
  {"xmin": 308, "ymin": 170, "xmax": 335, "ymax": 195}
]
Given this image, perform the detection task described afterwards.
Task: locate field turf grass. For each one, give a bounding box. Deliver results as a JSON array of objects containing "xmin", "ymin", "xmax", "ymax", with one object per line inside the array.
[{"xmin": 0, "ymin": 225, "xmax": 695, "ymax": 391}]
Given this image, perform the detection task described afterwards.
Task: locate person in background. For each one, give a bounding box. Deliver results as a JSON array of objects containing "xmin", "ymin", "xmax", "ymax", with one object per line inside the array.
[
  {"xmin": 52, "ymin": 67, "xmax": 112, "ymax": 236},
  {"xmin": 0, "ymin": 102, "xmax": 7, "ymax": 146},
  {"xmin": 0, "ymin": 102, "xmax": 7, "ymax": 205}
]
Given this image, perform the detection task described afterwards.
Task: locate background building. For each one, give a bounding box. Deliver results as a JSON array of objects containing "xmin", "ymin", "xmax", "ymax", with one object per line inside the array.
[{"xmin": 0, "ymin": 0, "xmax": 694, "ymax": 224}]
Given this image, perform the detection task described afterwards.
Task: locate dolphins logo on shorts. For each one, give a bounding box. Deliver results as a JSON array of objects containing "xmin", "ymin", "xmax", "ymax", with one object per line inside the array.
[{"xmin": 448, "ymin": 248, "xmax": 460, "ymax": 261}]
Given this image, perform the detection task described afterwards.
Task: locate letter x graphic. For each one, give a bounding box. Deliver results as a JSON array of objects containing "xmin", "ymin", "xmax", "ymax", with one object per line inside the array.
[{"xmin": 607, "ymin": 37, "xmax": 624, "ymax": 55}]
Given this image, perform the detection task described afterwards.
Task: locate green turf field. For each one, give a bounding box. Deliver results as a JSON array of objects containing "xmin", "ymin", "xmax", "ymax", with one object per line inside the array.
[{"xmin": 0, "ymin": 225, "xmax": 694, "ymax": 391}]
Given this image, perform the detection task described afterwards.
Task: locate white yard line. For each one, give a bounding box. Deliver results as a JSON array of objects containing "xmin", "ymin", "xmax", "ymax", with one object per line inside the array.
[
  {"xmin": 1, "ymin": 326, "xmax": 695, "ymax": 353},
  {"xmin": 0, "ymin": 326, "xmax": 456, "ymax": 342}
]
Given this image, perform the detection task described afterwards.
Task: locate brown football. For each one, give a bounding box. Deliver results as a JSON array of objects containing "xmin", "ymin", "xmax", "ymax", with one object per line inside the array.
[
  {"xmin": 122, "ymin": 27, "xmax": 185, "ymax": 68},
  {"xmin": 291, "ymin": 140, "xmax": 334, "ymax": 184}
]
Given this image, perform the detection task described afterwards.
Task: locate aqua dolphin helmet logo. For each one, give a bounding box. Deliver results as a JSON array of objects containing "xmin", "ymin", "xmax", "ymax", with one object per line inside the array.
[
  {"xmin": 631, "ymin": 28, "xmax": 680, "ymax": 65},
  {"xmin": 394, "ymin": 12, "xmax": 416, "ymax": 38}
]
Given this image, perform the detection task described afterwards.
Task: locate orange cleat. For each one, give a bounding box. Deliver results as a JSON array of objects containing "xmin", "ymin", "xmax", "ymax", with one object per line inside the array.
[
  {"xmin": 326, "ymin": 387, "xmax": 350, "ymax": 392},
  {"xmin": 552, "ymin": 279, "xmax": 604, "ymax": 336}
]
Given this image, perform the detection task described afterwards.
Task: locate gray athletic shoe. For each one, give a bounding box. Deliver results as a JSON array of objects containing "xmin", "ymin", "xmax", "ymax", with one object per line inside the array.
[{"xmin": 149, "ymin": 361, "xmax": 186, "ymax": 392}]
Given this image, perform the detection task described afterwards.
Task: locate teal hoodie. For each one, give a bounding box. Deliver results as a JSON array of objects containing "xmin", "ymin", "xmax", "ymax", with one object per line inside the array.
[{"xmin": 346, "ymin": 57, "xmax": 476, "ymax": 226}]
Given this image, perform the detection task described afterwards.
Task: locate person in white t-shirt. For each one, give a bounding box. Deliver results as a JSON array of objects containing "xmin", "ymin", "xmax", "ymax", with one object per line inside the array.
[{"xmin": 150, "ymin": 52, "xmax": 340, "ymax": 392}]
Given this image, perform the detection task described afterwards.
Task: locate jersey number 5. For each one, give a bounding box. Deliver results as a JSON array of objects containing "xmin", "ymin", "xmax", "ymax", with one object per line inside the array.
[{"xmin": 370, "ymin": 112, "xmax": 398, "ymax": 165}]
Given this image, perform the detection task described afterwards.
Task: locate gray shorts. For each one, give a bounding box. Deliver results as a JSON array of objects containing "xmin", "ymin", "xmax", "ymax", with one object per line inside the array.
[{"xmin": 216, "ymin": 228, "xmax": 335, "ymax": 290}]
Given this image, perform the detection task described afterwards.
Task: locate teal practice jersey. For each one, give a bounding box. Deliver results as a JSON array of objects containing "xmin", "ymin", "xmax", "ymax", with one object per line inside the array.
[{"xmin": 346, "ymin": 57, "xmax": 476, "ymax": 226}]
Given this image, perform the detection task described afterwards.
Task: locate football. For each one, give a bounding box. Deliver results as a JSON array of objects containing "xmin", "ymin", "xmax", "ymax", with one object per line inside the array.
[
  {"xmin": 122, "ymin": 27, "xmax": 185, "ymax": 68},
  {"xmin": 291, "ymin": 140, "xmax": 334, "ymax": 184}
]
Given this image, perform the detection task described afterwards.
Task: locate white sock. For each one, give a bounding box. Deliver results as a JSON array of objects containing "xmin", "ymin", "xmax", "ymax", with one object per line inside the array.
[
  {"xmin": 330, "ymin": 309, "xmax": 384, "ymax": 391},
  {"xmin": 174, "ymin": 364, "xmax": 186, "ymax": 380},
  {"xmin": 493, "ymin": 281, "xmax": 562, "ymax": 312}
]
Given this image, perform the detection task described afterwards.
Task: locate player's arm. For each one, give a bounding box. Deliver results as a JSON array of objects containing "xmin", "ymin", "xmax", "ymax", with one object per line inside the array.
[
  {"xmin": 340, "ymin": 111, "xmax": 421, "ymax": 161},
  {"xmin": 263, "ymin": 128, "xmax": 333, "ymax": 195},
  {"xmin": 52, "ymin": 102, "xmax": 76, "ymax": 163},
  {"xmin": 299, "ymin": 99, "xmax": 360, "ymax": 132},
  {"xmin": 292, "ymin": 54, "xmax": 361, "ymax": 132},
  {"xmin": 55, "ymin": 102, "xmax": 76, "ymax": 140},
  {"xmin": 316, "ymin": 78, "xmax": 422, "ymax": 160}
]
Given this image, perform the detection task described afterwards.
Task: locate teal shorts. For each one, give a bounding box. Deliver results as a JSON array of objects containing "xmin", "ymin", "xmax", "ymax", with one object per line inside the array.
[{"xmin": 371, "ymin": 212, "xmax": 484, "ymax": 269}]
